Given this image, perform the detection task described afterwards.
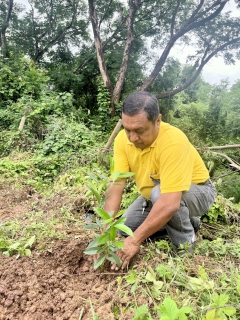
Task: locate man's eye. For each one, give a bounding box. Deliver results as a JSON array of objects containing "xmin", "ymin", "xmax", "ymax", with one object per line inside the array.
[{"xmin": 137, "ymin": 130, "xmax": 145, "ymax": 135}]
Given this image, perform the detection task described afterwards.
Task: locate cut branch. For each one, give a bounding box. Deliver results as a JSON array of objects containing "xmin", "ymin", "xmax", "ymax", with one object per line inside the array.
[
  {"xmin": 204, "ymin": 144, "xmax": 240, "ymax": 150},
  {"xmin": 212, "ymin": 152, "xmax": 240, "ymax": 171}
]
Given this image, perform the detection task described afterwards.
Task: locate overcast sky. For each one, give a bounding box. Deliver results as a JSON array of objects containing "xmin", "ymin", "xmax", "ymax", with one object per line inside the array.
[{"xmin": 15, "ymin": 0, "xmax": 240, "ymax": 85}]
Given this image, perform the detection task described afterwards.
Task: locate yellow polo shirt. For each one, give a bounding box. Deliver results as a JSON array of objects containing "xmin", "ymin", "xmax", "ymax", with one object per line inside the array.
[{"xmin": 113, "ymin": 121, "xmax": 209, "ymax": 199}]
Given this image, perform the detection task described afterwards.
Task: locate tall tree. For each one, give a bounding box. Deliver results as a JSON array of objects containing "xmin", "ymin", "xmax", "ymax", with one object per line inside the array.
[
  {"xmin": 0, "ymin": 0, "xmax": 14, "ymax": 58},
  {"xmin": 89, "ymin": 0, "xmax": 240, "ymax": 115},
  {"xmin": 12, "ymin": 0, "xmax": 89, "ymax": 62}
]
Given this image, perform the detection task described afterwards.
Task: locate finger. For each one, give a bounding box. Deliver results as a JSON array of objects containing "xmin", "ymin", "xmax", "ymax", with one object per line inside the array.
[
  {"xmin": 121, "ymin": 257, "xmax": 130, "ymax": 270},
  {"xmin": 111, "ymin": 262, "xmax": 117, "ymax": 270}
]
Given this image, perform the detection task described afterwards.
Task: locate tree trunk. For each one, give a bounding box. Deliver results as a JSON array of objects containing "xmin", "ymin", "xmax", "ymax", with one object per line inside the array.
[
  {"xmin": 88, "ymin": 0, "xmax": 141, "ymax": 117},
  {"xmin": 0, "ymin": 0, "xmax": 13, "ymax": 59},
  {"xmin": 111, "ymin": 0, "xmax": 141, "ymax": 107},
  {"xmin": 88, "ymin": 0, "xmax": 113, "ymax": 95}
]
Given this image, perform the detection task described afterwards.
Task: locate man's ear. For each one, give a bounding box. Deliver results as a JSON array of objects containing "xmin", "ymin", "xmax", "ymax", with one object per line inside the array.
[{"xmin": 156, "ymin": 114, "xmax": 162, "ymax": 127}]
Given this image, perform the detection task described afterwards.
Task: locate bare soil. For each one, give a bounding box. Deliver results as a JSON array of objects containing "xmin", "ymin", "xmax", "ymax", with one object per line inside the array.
[{"xmin": 0, "ymin": 184, "xmax": 140, "ymax": 320}]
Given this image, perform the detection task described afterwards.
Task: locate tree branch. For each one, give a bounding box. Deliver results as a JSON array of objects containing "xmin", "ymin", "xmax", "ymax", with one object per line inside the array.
[
  {"xmin": 170, "ymin": 0, "xmax": 181, "ymax": 37},
  {"xmin": 155, "ymin": 36, "xmax": 240, "ymax": 99},
  {"xmin": 34, "ymin": 0, "xmax": 79, "ymax": 61},
  {"xmin": 140, "ymin": 0, "xmax": 228, "ymax": 91}
]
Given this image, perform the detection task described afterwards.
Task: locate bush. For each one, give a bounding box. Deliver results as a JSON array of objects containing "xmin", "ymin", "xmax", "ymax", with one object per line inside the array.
[
  {"xmin": 0, "ymin": 57, "xmax": 48, "ymax": 108},
  {"xmin": 39, "ymin": 117, "xmax": 104, "ymax": 157}
]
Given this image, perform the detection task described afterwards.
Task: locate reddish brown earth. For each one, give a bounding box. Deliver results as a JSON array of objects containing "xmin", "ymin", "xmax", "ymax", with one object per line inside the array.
[{"xmin": 0, "ymin": 184, "xmax": 141, "ymax": 320}]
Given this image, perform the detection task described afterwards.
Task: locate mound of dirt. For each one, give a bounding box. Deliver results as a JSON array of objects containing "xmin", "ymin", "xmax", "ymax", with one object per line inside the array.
[{"xmin": 0, "ymin": 239, "xmax": 123, "ymax": 320}]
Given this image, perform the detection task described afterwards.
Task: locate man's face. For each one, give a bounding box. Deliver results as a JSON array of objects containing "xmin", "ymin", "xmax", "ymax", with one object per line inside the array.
[{"xmin": 122, "ymin": 111, "xmax": 161, "ymax": 150}]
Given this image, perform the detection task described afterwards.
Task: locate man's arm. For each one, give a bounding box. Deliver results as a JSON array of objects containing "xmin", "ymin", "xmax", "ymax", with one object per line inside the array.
[
  {"xmin": 104, "ymin": 178, "xmax": 126, "ymax": 216},
  {"xmin": 112, "ymin": 191, "xmax": 182, "ymax": 270},
  {"xmin": 134, "ymin": 192, "xmax": 182, "ymax": 242}
]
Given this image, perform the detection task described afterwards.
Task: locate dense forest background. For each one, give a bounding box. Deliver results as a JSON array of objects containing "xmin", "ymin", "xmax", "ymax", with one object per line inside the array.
[{"xmin": 0, "ymin": 0, "xmax": 240, "ymax": 204}]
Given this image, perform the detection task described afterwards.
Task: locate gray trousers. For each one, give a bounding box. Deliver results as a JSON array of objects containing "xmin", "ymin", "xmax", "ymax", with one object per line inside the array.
[{"xmin": 120, "ymin": 179, "xmax": 216, "ymax": 247}]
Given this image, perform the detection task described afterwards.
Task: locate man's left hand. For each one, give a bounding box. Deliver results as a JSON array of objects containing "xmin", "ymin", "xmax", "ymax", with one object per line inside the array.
[{"xmin": 111, "ymin": 236, "xmax": 140, "ymax": 271}]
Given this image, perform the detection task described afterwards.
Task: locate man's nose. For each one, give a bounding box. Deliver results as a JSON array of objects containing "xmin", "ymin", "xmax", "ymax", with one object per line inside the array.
[{"xmin": 129, "ymin": 132, "xmax": 139, "ymax": 142}]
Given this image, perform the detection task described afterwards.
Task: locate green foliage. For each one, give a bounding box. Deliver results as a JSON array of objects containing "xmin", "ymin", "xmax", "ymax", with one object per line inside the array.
[
  {"xmin": 196, "ymin": 238, "xmax": 240, "ymax": 258},
  {"xmin": 0, "ymin": 131, "xmax": 38, "ymax": 157},
  {"xmin": 130, "ymin": 304, "xmax": 152, "ymax": 320},
  {"xmin": 202, "ymin": 293, "xmax": 236, "ymax": 320},
  {"xmin": 202, "ymin": 195, "xmax": 239, "ymax": 224},
  {"xmin": 0, "ymin": 57, "xmax": 48, "ymax": 108},
  {"xmin": 217, "ymin": 173, "xmax": 240, "ymax": 204},
  {"xmin": 84, "ymin": 168, "xmax": 135, "ymax": 269},
  {"xmin": 0, "ymin": 156, "xmax": 30, "ymax": 178},
  {"xmin": 39, "ymin": 117, "xmax": 101, "ymax": 156},
  {"xmin": 156, "ymin": 297, "xmax": 192, "ymax": 320},
  {"xmin": 0, "ymin": 220, "xmax": 36, "ymax": 257},
  {"xmin": 1, "ymin": 90, "xmax": 74, "ymax": 134}
]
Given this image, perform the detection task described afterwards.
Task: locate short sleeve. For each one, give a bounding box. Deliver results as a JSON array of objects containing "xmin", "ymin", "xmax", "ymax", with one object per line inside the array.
[{"xmin": 160, "ymin": 142, "xmax": 193, "ymax": 193}]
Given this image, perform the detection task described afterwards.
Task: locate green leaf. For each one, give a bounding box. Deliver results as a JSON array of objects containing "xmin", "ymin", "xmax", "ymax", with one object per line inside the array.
[
  {"xmin": 86, "ymin": 182, "xmax": 101, "ymax": 205},
  {"xmin": 118, "ymin": 172, "xmax": 135, "ymax": 179},
  {"xmin": 107, "ymin": 252, "xmax": 122, "ymax": 267},
  {"xmin": 198, "ymin": 265, "xmax": 208, "ymax": 280},
  {"xmin": 115, "ymin": 240, "xmax": 124, "ymax": 249},
  {"xmin": 114, "ymin": 209, "xmax": 125, "ymax": 218},
  {"xmin": 153, "ymin": 280, "xmax": 164, "ymax": 291},
  {"xmin": 94, "ymin": 254, "xmax": 106, "ymax": 269},
  {"xmin": 8, "ymin": 242, "xmax": 21, "ymax": 250},
  {"xmin": 24, "ymin": 249, "xmax": 32, "ymax": 256},
  {"xmin": 3, "ymin": 250, "xmax": 11, "ymax": 256},
  {"xmin": 212, "ymin": 293, "xmax": 228, "ymax": 307},
  {"xmin": 112, "ymin": 170, "xmax": 121, "ymax": 182},
  {"xmin": 87, "ymin": 237, "xmax": 99, "ymax": 248},
  {"xmin": 202, "ymin": 310, "xmax": 219, "ymax": 320},
  {"xmin": 24, "ymin": 235, "xmax": 36, "ymax": 248},
  {"xmin": 131, "ymin": 304, "xmax": 149, "ymax": 319},
  {"xmin": 94, "ymin": 208, "xmax": 110, "ymax": 220},
  {"xmin": 113, "ymin": 216, "xmax": 126, "ymax": 225},
  {"xmin": 114, "ymin": 224, "xmax": 134, "ymax": 237},
  {"xmin": 159, "ymin": 297, "xmax": 178, "ymax": 320},
  {"xmin": 110, "ymin": 157, "xmax": 115, "ymax": 176},
  {"xmin": 109, "ymin": 226, "xmax": 117, "ymax": 240},
  {"xmin": 145, "ymin": 271, "xmax": 156, "ymax": 283},
  {"xmin": 84, "ymin": 246, "xmax": 100, "ymax": 255},
  {"xmin": 236, "ymin": 277, "xmax": 240, "ymax": 295},
  {"xmin": 84, "ymin": 224, "xmax": 98, "ymax": 230},
  {"xmin": 125, "ymin": 270, "xmax": 137, "ymax": 284},
  {"xmin": 107, "ymin": 210, "xmax": 115, "ymax": 217},
  {"xmin": 97, "ymin": 233, "xmax": 110, "ymax": 245},
  {"xmin": 222, "ymin": 306, "xmax": 236, "ymax": 316},
  {"xmin": 96, "ymin": 217, "xmax": 103, "ymax": 228}
]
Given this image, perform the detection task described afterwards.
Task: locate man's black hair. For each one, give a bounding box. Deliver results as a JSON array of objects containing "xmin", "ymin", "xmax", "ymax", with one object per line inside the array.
[{"xmin": 122, "ymin": 91, "xmax": 160, "ymax": 123}]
